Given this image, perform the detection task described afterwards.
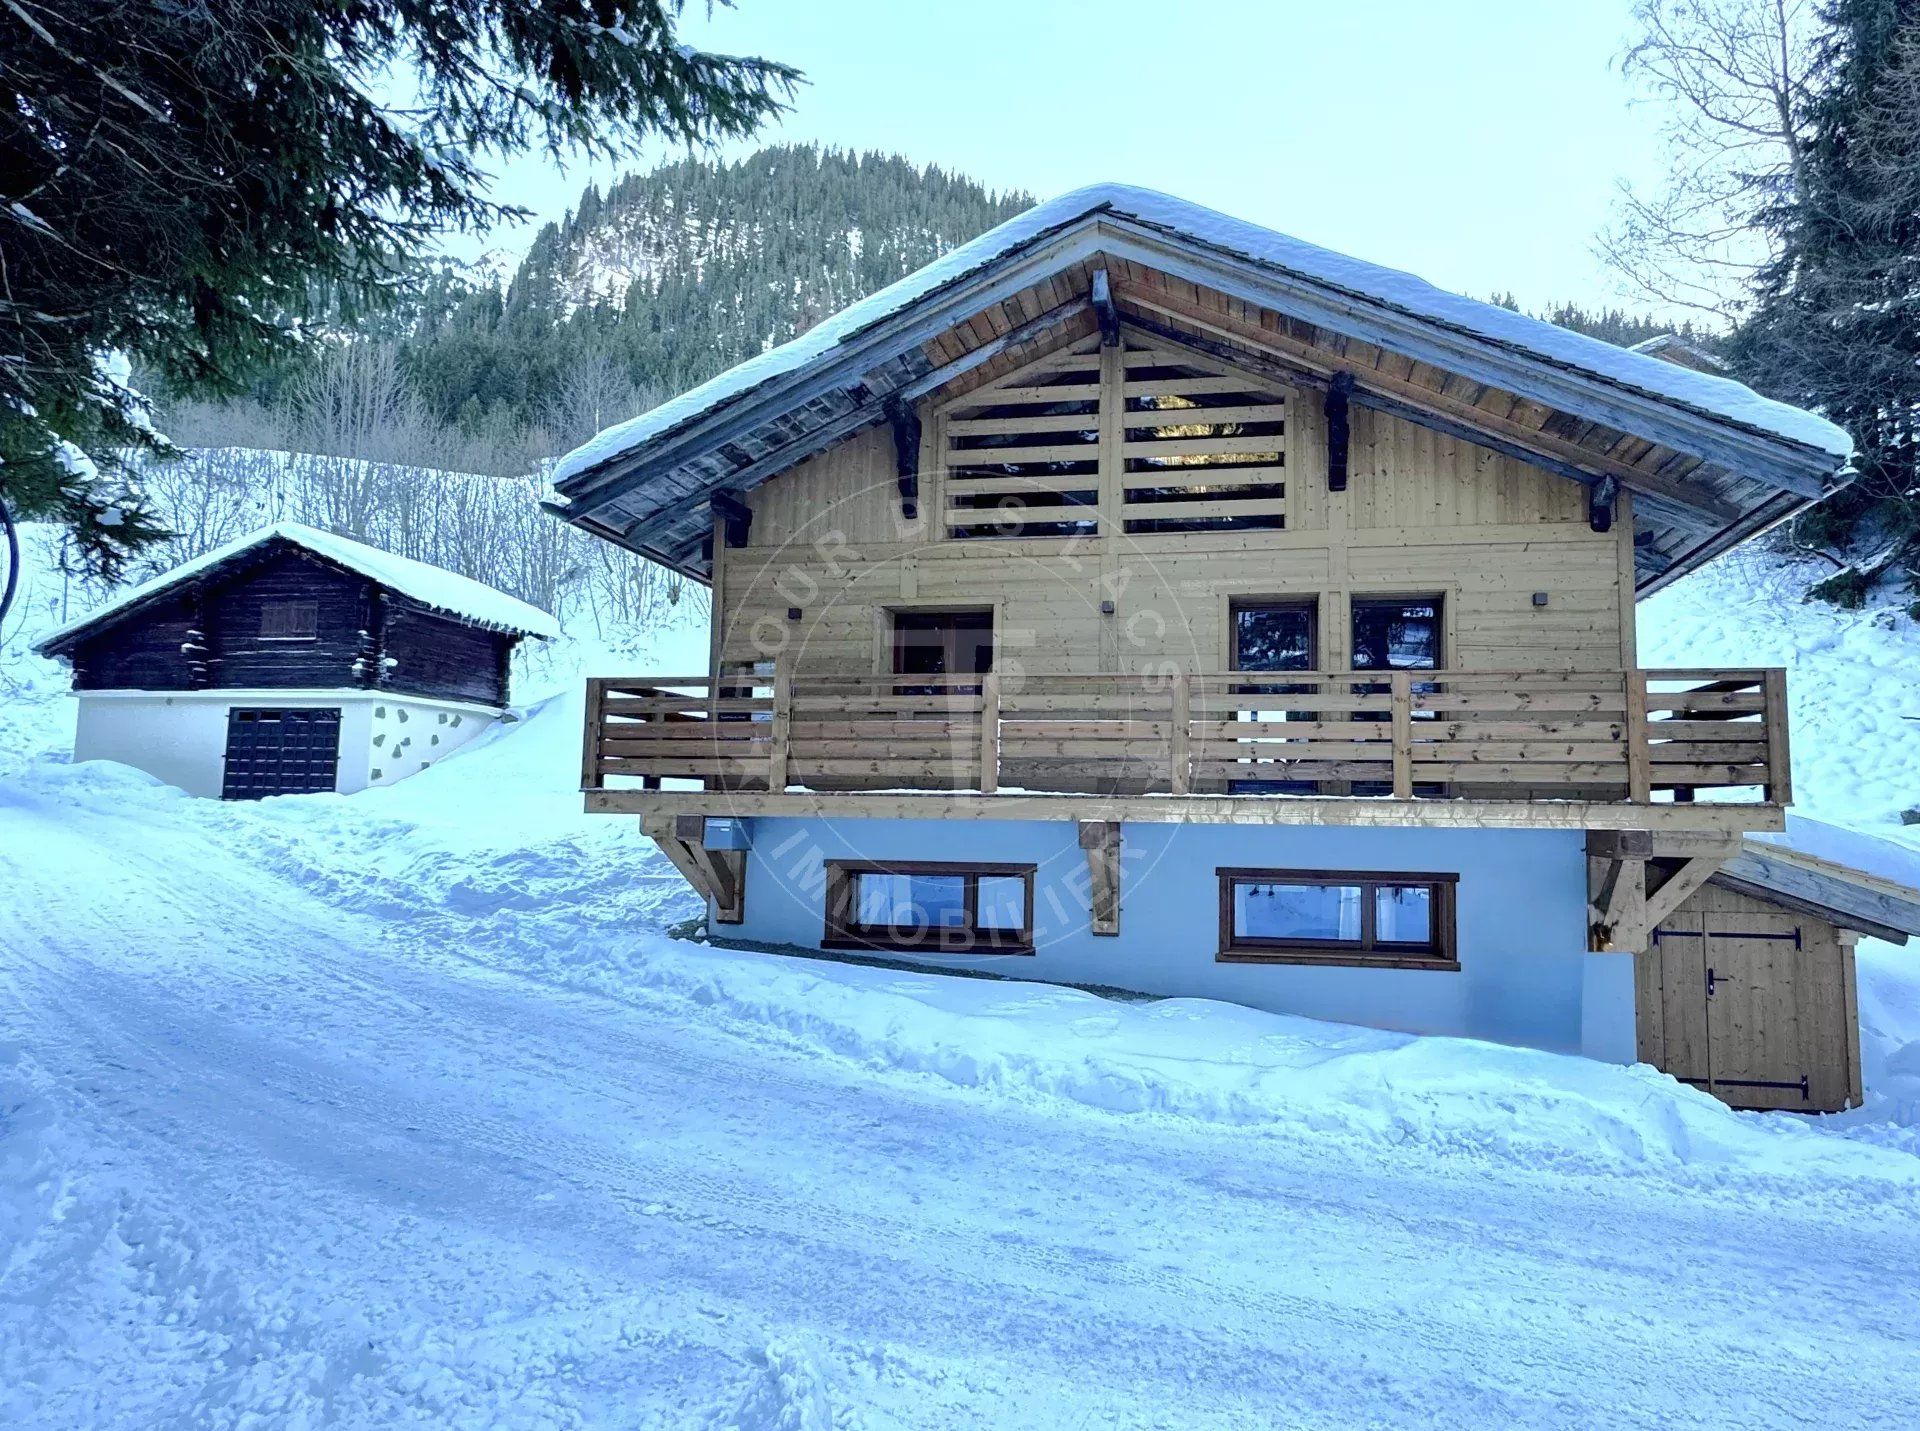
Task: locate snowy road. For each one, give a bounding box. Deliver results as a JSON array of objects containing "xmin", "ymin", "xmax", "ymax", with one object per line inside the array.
[{"xmin": 6, "ymin": 751, "xmax": 1920, "ymax": 1427}]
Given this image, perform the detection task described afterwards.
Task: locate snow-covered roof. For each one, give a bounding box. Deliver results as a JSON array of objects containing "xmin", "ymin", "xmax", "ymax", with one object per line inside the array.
[
  {"xmin": 553, "ymin": 183, "xmax": 1851, "ymax": 488},
  {"xmin": 37, "ymin": 523, "xmax": 561, "ymax": 651}
]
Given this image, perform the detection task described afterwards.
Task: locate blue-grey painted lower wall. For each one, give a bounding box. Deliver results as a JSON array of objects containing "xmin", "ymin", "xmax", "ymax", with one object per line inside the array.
[{"xmin": 713, "ymin": 816, "xmax": 1636, "ymax": 1063}]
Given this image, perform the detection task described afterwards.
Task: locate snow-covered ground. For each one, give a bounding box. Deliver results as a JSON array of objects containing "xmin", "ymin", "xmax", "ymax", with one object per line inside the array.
[{"xmin": 6, "ymin": 529, "xmax": 1920, "ymax": 1426}]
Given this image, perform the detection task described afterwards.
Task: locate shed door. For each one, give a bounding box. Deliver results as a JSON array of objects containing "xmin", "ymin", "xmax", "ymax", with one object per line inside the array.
[
  {"xmin": 1654, "ymin": 910, "xmax": 1814, "ymax": 1110},
  {"xmin": 222, "ymin": 708, "xmax": 342, "ymax": 800}
]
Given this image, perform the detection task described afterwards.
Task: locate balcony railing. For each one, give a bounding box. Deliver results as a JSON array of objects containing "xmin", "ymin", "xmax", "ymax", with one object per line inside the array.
[{"xmin": 581, "ymin": 668, "xmax": 1791, "ymax": 808}]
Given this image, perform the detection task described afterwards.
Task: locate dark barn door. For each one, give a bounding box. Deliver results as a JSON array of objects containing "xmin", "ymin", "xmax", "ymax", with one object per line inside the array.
[{"xmin": 221, "ymin": 708, "xmax": 342, "ymax": 800}]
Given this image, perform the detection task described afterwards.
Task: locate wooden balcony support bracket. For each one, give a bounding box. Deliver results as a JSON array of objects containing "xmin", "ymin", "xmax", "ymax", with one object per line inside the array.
[
  {"xmin": 1092, "ymin": 268, "xmax": 1121, "ymax": 348},
  {"xmin": 709, "ymin": 489, "xmax": 753, "ymax": 548},
  {"xmin": 885, "ymin": 398, "xmax": 921, "ymax": 520},
  {"xmin": 1324, "ymin": 370, "xmax": 1354, "ymax": 492},
  {"xmin": 645, "ymin": 813, "xmax": 746, "ymax": 924},
  {"xmin": 1587, "ymin": 828, "xmax": 1650, "ymax": 952},
  {"xmin": 1079, "ymin": 819, "xmax": 1122, "ymax": 937},
  {"xmin": 1642, "ymin": 855, "xmax": 1727, "ymax": 933}
]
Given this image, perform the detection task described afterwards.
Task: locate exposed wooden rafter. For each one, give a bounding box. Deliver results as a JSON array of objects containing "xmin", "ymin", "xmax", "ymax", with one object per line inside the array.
[{"xmin": 1115, "ymin": 295, "xmax": 1747, "ymax": 527}]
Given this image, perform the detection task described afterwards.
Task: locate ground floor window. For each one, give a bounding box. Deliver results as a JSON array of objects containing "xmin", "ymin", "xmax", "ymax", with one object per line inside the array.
[
  {"xmin": 824, "ymin": 860, "xmax": 1035, "ymax": 954},
  {"xmin": 1216, "ymin": 867, "xmax": 1458, "ymax": 968}
]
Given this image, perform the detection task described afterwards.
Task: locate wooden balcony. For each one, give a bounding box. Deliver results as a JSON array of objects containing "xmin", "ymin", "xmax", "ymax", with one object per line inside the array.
[{"xmin": 581, "ymin": 668, "xmax": 1791, "ymax": 832}]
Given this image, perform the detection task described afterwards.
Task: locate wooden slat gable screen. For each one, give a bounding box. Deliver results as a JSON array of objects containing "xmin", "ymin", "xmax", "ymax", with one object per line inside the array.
[
  {"xmin": 1120, "ymin": 342, "xmax": 1286, "ymax": 534},
  {"xmin": 940, "ymin": 337, "xmax": 1104, "ymax": 539},
  {"xmin": 937, "ymin": 332, "xmax": 1288, "ymax": 540}
]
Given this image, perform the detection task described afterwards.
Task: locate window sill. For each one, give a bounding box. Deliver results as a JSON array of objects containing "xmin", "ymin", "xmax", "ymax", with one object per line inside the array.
[
  {"xmin": 823, "ymin": 935, "xmax": 1034, "ymax": 958},
  {"xmin": 1218, "ymin": 948, "xmax": 1460, "ymax": 971}
]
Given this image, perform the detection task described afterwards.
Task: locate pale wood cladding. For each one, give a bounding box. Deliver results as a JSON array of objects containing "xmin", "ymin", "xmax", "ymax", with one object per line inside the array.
[
  {"xmin": 1638, "ymin": 879, "xmax": 1862, "ymax": 1113},
  {"xmin": 730, "ymin": 354, "xmax": 1625, "ymax": 677}
]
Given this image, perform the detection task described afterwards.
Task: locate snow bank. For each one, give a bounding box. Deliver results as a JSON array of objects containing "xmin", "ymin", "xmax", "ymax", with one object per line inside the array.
[{"xmin": 554, "ymin": 182, "xmax": 1848, "ymax": 486}]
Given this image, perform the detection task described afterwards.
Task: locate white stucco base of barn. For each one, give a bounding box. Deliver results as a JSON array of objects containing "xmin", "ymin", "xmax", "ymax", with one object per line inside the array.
[
  {"xmin": 701, "ymin": 815, "xmax": 1637, "ymax": 1063},
  {"xmin": 70, "ymin": 689, "xmax": 501, "ymax": 798}
]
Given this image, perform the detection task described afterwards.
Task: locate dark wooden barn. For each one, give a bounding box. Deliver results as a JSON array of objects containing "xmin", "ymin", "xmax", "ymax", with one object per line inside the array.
[{"xmin": 36, "ymin": 524, "xmax": 559, "ymax": 798}]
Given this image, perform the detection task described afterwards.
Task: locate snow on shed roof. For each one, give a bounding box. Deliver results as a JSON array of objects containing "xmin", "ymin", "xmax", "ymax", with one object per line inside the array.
[
  {"xmin": 552, "ymin": 182, "xmax": 1851, "ymax": 488},
  {"xmin": 37, "ymin": 523, "xmax": 561, "ymax": 651}
]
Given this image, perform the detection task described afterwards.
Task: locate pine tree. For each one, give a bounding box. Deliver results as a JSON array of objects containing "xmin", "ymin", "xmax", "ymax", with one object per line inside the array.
[
  {"xmin": 1, "ymin": 0, "xmax": 798, "ymax": 578},
  {"xmin": 1733, "ymin": 0, "xmax": 1920, "ymax": 597}
]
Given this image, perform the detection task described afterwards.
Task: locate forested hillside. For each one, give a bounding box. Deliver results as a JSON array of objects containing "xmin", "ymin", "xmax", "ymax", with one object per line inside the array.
[{"xmin": 397, "ymin": 146, "xmax": 1034, "ymax": 435}]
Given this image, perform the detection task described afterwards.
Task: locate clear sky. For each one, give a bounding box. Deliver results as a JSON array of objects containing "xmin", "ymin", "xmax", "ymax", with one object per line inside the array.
[{"xmin": 455, "ymin": 0, "xmax": 1673, "ymax": 318}]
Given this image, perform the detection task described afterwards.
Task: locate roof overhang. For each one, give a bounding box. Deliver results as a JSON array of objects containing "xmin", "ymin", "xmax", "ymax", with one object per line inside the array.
[{"xmin": 549, "ymin": 191, "xmax": 1852, "ymax": 588}]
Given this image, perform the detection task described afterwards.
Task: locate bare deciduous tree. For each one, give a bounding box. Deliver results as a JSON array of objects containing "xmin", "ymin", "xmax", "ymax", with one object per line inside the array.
[{"xmin": 1602, "ymin": 0, "xmax": 1822, "ymax": 318}]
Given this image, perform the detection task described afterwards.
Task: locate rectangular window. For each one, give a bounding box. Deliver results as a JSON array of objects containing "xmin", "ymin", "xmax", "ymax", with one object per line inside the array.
[
  {"xmin": 891, "ymin": 609, "xmax": 994, "ymax": 694},
  {"xmin": 1217, "ymin": 867, "xmax": 1458, "ymax": 968},
  {"xmin": 825, "ymin": 860, "xmax": 1035, "ymax": 954},
  {"xmin": 259, "ymin": 599, "xmax": 319, "ymax": 641},
  {"xmin": 1350, "ymin": 596, "xmax": 1442, "ymax": 673},
  {"xmin": 1230, "ymin": 598, "xmax": 1318, "ymax": 673}
]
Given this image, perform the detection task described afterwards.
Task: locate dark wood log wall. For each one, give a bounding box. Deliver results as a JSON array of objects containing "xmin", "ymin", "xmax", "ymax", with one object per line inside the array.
[{"xmin": 68, "ymin": 545, "xmax": 520, "ymax": 707}]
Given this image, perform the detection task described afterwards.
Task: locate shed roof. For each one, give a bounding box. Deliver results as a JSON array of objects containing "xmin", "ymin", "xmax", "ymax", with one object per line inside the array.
[
  {"xmin": 1714, "ymin": 840, "xmax": 1920, "ymax": 946},
  {"xmin": 549, "ymin": 183, "xmax": 1853, "ymax": 589},
  {"xmin": 36, "ymin": 523, "xmax": 561, "ymax": 653}
]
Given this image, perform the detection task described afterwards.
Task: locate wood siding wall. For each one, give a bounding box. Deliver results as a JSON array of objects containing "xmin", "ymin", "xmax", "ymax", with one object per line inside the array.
[
  {"xmin": 721, "ymin": 361, "xmax": 1633, "ymax": 679},
  {"xmin": 70, "ymin": 548, "xmax": 517, "ymax": 707}
]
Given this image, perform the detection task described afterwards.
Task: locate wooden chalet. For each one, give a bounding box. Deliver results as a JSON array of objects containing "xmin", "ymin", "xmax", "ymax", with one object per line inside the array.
[
  {"xmin": 36, "ymin": 523, "xmax": 557, "ymax": 799},
  {"xmin": 550, "ymin": 184, "xmax": 1918, "ymax": 1110}
]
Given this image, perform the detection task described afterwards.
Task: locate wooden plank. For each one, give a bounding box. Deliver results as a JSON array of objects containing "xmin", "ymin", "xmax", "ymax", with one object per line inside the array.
[
  {"xmin": 582, "ymin": 678, "xmax": 608, "ymax": 791},
  {"xmin": 1763, "ymin": 667, "xmax": 1792, "ymax": 805},
  {"xmin": 1170, "ymin": 674, "xmax": 1192, "ymax": 796},
  {"xmin": 1391, "ymin": 671, "xmax": 1413, "ymax": 800},
  {"xmin": 978, "ymin": 671, "xmax": 1000, "ymax": 795},
  {"xmin": 768, "ymin": 669, "xmax": 792, "ymax": 792}
]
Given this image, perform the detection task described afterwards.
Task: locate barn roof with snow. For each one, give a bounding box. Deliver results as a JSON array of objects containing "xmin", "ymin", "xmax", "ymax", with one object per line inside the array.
[
  {"xmin": 547, "ymin": 183, "xmax": 1852, "ymax": 593},
  {"xmin": 36, "ymin": 523, "xmax": 560, "ymax": 654}
]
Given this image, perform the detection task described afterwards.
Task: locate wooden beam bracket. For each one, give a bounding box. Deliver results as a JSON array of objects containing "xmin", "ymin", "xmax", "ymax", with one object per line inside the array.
[
  {"xmin": 1079, "ymin": 820, "xmax": 1122, "ymax": 937},
  {"xmin": 1091, "ymin": 268, "xmax": 1120, "ymax": 348},
  {"xmin": 645, "ymin": 814, "xmax": 747, "ymax": 924},
  {"xmin": 1589, "ymin": 473, "xmax": 1620, "ymax": 534},
  {"xmin": 885, "ymin": 398, "xmax": 922, "ymax": 520},
  {"xmin": 710, "ymin": 489, "xmax": 753, "ymax": 548},
  {"xmin": 1324, "ymin": 370, "xmax": 1354, "ymax": 491}
]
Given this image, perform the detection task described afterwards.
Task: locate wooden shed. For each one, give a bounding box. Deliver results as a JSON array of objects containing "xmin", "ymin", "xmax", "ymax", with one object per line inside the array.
[
  {"xmin": 1641, "ymin": 842, "xmax": 1920, "ymax": 1112},
  {"xmin": 35, "ymin": 523, "xmax": 559, "ymax": 799}
]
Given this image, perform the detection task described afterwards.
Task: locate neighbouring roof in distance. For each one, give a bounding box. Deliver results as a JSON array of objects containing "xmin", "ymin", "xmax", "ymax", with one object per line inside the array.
[
  {"xmin": 36, "ymin": 522, "xmax": 562, "ymax": 653},
  {"xmin": 1631, "ymin": 334, "xmax": 1732, "ymax": 376},
  {"xmin": 552, "ymin": 182, "xmax": 1852, "ymax": 490}
]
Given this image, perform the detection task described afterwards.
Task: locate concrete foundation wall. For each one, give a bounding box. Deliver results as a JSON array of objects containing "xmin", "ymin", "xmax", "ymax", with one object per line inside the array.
[
  {"xmin": 721, "ymin": 815, "xmax": 1635, "ymax": 1062},
  {"xmin": 71, "ymin": 690, "xmax": 496, "ymax": 797}
]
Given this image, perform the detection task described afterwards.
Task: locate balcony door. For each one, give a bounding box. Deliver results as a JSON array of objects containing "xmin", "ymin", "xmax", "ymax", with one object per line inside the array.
[
  {"xmin": 891, "ymin": 609, "xmax": 994, "ymax": 695},
  {"xmin": 1351, "ymin": 595, "xmax": 1444, "ymax": 796},
  {"xmin": 1229, "ymin": 598, "xmax": 1319, "ymax": 793}
]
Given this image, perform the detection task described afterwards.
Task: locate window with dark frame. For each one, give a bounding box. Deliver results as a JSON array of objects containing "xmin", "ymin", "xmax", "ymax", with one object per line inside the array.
[
  {"xmin": 824, "ymin": 860, "xmax": 1035, "ymax": 954},
  {"xmin": 891, "ymin": 609, "xmax": 994, "ymax": 695},
  {"xmin": 1217, "ymin": 867, "xmax": 1459, "ymax": 967},
  {"xmin": 259, "ymin": 599, "xmax": 319, "ymax": 642}
]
